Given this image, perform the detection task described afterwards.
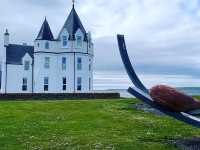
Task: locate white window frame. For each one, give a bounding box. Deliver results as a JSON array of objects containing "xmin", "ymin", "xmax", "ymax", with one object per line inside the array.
[
  {"xmin": 24, "ymin": 60, "xmax": 30, "ymax": 71},
  {"xmin": 0, "ymin": 64, "xmax": 1, "ymax": 90},
  {"xmin": 89, "ymin": 59, "xmax": 92, "ymax": 71},
  {"xmin": 77, "ymin": 57, "xmax": 82, "ymax": 71},
  {"xmin": 89, "ymin": 77, "xmax": 91, "ymax": 91},
  {"xmin": 44, "ymin": 57, "xmax": 50, "ymax": 69},
  {"xmin": 22, "ymin": 78, "xmax": 28, "ymax": 91},
  {"xmin": 45, "ymin": 42, "xmax": 49, "ymax": 49},
  {"xmin": 44, "ymin": 77, "xmax": 49, "ymax": 91},
  {"xmin": 76, "ymin": 35, "xmax": 82, "ymax": 48},
  {"xmin": 63, "ymin": 77, "xmax": 67, "ymax": 91},
  {"xmin": 62, "ymin": 57, "xmax": 67, "ymax": 71},
  {"xmin": 77, "ymin": 77, "xmax": 82, "ymax": 91},
  {"xmin": 62, "ymin": 36, "xmax": 68, "ymax": 47}
]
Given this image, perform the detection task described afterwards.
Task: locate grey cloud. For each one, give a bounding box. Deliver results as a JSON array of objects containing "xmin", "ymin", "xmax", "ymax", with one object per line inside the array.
[{"xmin": 1, "ymin": 0, "xmax": 200, "ymax": 76}]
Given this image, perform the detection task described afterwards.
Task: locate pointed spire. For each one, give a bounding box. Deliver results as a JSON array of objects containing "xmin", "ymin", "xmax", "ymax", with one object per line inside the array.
[
  {"xmin": 72, "ymin": 0, "xmax": 75, "ymax": 8},
  {"xmin": 58, "ymin": 3, "xmax": 87, "ymax": 41},
  {"xmin": 36, "ymin": 17, "xmax": 54, "ymax": 41}
]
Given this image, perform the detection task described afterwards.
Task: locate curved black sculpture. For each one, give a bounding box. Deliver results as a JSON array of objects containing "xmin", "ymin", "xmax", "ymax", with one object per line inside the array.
[{"xmin": 117, "ymin": 34, "xmax": 200, "ymax": 128}]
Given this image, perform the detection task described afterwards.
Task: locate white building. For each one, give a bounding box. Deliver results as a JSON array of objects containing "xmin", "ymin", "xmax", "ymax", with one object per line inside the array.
[{"xmin": 0, "ymin": 4, "xmax": 94, "ymax": 93}]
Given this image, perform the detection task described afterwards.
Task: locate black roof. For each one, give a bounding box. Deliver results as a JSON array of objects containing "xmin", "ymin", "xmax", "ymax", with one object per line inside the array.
[
  {"xmin": 36, "ymin": 18, "xmax": 54, "ymax": 41},
  {"xmin": 59, "ymin": 6, "xmax": 88, "ymax": 41},
  {"xmin": 6, "ymin": 44, "xmax": 34, "ymax": 65}
]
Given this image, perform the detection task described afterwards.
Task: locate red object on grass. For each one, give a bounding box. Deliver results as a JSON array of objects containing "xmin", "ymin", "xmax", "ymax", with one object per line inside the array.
[{"xmin": 150, "ymin": 85, "xmax": 200, "ymax": 112}]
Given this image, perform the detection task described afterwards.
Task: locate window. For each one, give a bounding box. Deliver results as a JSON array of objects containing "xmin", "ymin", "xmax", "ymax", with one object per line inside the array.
[
  {"xmin": 89, "ymin": 41, "xmax": 91, "ymax": 48},
  {"xmin": 76, "ymin": 36, "xmax": 82, "ymax": 47},
  {"xmin": 44, "ymin": 57, "xmax": 50, "ymax": 69},
  {"xmin": 0, "ymin": 64, "xmax": 1, "ymax": 90},
  {"xmin": 62, "ymin": 57, "xmax": 67, "ymax": 70},
  {"xmin": 44, "ymin": 77, "xmax": 49, "ymax": 91},
  {"xmin": 89, "ymin": 59, "xmax": 92, "ymax": 71},
  {"xmin": 45, "ymin": 42, "xmax": 49, "ymax": 49},
  {"xmin": 62, "ymin": 36, "xmax": 67, "ymax": 47},
  {"xmin": 63, "ymin": 77, "xmax": 67, "ymax": 91},
  {"xmin": 77, "ymin": 77, "xmax": 82, "ymax": 91},
  {"xmin": 22, "ymin": 78, "xmax": 27, "ymax": 91},
  {"xmin": 89, "ymin": 78, "xmax": 91, "ymax": 91},
  {"xmin": 0, "ymin": 71, "xmax": 1, "ymax": 90},
  {"xmin": 24, "ymin": 61, "xmax": 30, "ymax": 71},
  {"xmin": 37, "ymin": 43, "xmax": 40, "ymax": 48},
  {"xmin": 89, "ymin": 64, "xmax": 91, "ymax": 71},
  {"xmin": 77, "ymin": 57, "xmax": 82, "ymax": 70}
]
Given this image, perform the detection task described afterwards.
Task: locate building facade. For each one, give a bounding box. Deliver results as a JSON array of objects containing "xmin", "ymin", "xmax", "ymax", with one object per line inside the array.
[{"xmin": 0, "ymin": 4, "xmax": 94, "ymax": 93}]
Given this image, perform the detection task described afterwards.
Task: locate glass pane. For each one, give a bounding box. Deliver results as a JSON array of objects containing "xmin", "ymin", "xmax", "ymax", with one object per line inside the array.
[
  {"xmin": 62, "ymin": 36, "xmax": 67, "ymax": 46},
  {"xmin": 62, "ymin": 57, "xmax": 66, "ymax": 64},
  {"xmin": 77, "ymin": 36, "xmax": 82, "ymax": 47},
  {"xmin": 24, "ymin": 61, "xmax": 30, "ymax": 70},
  {"xmin": 77, "ymin": 58, "xmax": 82, "ymax": 70},
  {"xmin": 23, "ymin": 78, "xmax": 27, "ymax": 85},
  {"xmin": 44, "ymin": 85, "xmax": 48, "ymax": 91},
  {"xmin": 44, "ymin": 77, "xmax": 48, "ymax": 85},
  {"xmin": 78, "ymin": 58, "xmax": 82, "ymax": 63},
  {"xmin": 22, "ymin": 85, "xmax": 27, "ymax": 91},
  {"xmin": 62, "ymin": 57, "xmax": 67, "ymax": 70},
  {"xmin": 45, "ymin": 42, "xmax": 49, "ymax": 49},
  {"xmin": 63, "ymin": 78, "xmax": 66, "ymax": 84},
  {"xmin": 89, "ymin": 78, "xmax": 91, "ymax": 90},
  {"xmin": 44, "ymin": 57, "xmax": 50, "ymax": 69},
  {"xmin": 77, "ymin": 85, "xmax": 82, "ymax": 91},
  {"xmin": 89, "ymin": 64, "xmax": 91, "ymax": 71},
  {"xmin": 77, "ymin": 77, "xmax": 82, "ymax": 85},
  {"xmin": 0, "ymin": 70, "xmax": 1, "ymax": 89},
  {"xmin": 63, "ymin": 85, "xmax": 66, "ymax": 91}
]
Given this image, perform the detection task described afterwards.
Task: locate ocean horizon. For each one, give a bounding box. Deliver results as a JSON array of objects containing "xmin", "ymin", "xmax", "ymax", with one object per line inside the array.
[{"xmin": 94, "ymin": 71, "xmax": 200, "ymax": 96}]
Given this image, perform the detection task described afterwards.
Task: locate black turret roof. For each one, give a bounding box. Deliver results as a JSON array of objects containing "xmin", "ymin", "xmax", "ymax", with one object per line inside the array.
[
  {"xmin": 59, "ymin": 6, "xmax": 88, "ymax": 41},
  {"xmin": 36, "ymin": 18, "xmax": 54, "ymax": 41}
]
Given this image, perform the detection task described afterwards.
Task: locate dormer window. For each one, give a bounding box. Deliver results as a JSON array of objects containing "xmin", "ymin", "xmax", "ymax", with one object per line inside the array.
[
  {"xmin": 45, "ymin": 42, "xmax": 49, "ymax": 49},
  {"xmin": 76, "ymin": 36, "xmax": 82, "ymax": 47},
  {"xmin": 62, "ymin": 36, "xmax": 67, "ymax": 47}
]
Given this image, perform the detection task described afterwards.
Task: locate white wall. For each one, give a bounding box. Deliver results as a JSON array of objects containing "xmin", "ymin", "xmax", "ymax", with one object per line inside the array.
[
  {"xmin": 6, "ymin": 65, "xmax": 32, "ymax": 93},
  {"xmin": 34, "ymin": 53, "xmax": 75, "ymax": 93},
  {"xmin": 34, "ymin": 52, "xmax": 93, "ymax": 93}
]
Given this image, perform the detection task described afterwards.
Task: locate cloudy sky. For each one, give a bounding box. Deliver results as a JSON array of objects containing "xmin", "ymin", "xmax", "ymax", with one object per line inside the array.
[{"xmin": 1, "ymin": 0, "xmax": 200, "ymax": 76}]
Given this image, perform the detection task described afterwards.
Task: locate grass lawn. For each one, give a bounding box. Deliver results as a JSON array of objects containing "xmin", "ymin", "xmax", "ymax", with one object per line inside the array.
[{"xmin": 0, "ymin": 99, "xmax": 200, "ymax": 150}]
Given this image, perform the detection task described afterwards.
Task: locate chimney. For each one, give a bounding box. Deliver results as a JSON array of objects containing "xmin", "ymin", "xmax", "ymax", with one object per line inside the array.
[{"xmin": 4, "ymin": 29, "xmax": 9, "ymax": 47}]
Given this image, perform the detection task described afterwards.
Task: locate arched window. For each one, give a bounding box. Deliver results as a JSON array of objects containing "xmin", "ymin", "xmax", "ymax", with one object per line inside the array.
[{"xmin": 45, "ymin": 42, "xmax": 49, "ymax": 49}]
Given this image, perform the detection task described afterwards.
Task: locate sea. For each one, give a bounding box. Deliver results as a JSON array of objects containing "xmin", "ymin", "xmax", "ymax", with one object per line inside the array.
[{"xmin": 94, "ymin": 71, "xmax": 200, "ymax": 97}]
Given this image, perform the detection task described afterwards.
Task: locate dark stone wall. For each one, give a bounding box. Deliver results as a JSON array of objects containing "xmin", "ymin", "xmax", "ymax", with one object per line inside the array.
[{"xmin": 0, "ymin": 93, "xmax": 120, "ymax": 101}]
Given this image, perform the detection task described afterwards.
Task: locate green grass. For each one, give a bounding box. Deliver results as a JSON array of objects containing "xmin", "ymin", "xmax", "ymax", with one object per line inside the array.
[{"xmin": 0, "ymin": 99, "xmax": 200, "ymax": 150}]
